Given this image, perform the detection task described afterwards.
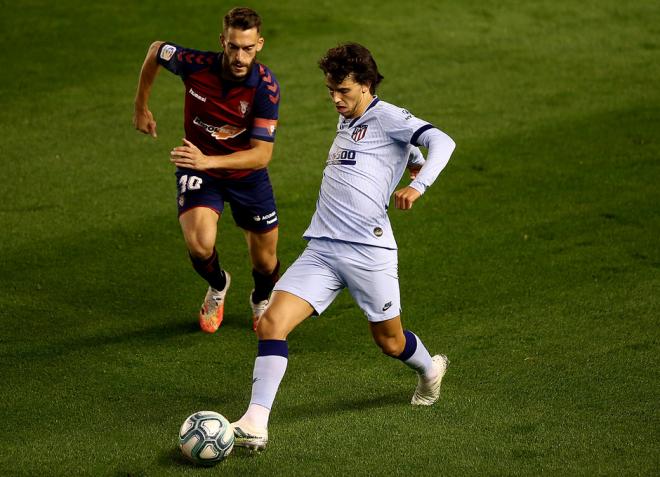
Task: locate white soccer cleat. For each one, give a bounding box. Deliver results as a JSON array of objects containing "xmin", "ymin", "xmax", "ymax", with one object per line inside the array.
[
  {"xmin": 232, "ymin": 422, "xmax": 268, "ymax": 451},
  {"xmin": 249, "ymin": 290, "xmax": 268, "ymax": 331},
  {"xmin": 411, "ymin": 354, "xmax": 449, "ymax": 406},
  {"xmin": 199, "ymin": 272, "xmax": 231, "ymax": 333}
]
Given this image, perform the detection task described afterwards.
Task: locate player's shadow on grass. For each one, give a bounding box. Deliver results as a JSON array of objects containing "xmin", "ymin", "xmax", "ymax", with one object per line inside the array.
[
  {"xmin": 156, "ymin": 447, "xmax": 197, "ymax": 470},
  {"xmin": 157, "ymin": 445, "xmax": 260, "ymax": 470},
  {"xmin": 2, "ymin": 319, "xmax": 200, "ymax": 360},
  {"xmin": 3, "ymin": 307, "xmax": 255, "ymax": 361},
  {"xmin": 283, "ymin": 390, "xmax": 405, "ymax": 420}
]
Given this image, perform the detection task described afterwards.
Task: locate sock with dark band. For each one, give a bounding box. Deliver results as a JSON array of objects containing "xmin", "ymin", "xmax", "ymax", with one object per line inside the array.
[
  {"xmin": 397, "ymin": 329, "xmax": 436, "ymax": 379},
  {"xmin": 190, "ymin": 247, "xmax": 226, "ymax": 291},
  {"xmin": 251, "ymin": 260, "xmax": 280, "ymax": 303},
  {"xmin": 238, "ymin": 339, "xmax": 289, "ymax": 430}
]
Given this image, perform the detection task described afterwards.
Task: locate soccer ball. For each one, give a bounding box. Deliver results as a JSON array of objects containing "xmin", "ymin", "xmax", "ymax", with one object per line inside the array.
[{"xmin": 179, "ymin": 411, "xmax": 234, "ymax": 465}]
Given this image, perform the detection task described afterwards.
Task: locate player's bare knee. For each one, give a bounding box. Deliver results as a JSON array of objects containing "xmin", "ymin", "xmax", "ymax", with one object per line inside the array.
[
  {"xmin": 252, "ymin": 254, "xmax": 278, "ymax": 275},
  {"xmin": 184, "ymin": 234, "xmax": 214, "ymax": 259},
  {"xmin": 188, "ymin": 243, "xmax": 214, "ymax": 260},
  {"xmin": 376, "ymin": 337, "xmax": 405, "ymax": 357},
  {"xmin": 256, "ymin": 311, "xmax": 285, "ymax": 340}
]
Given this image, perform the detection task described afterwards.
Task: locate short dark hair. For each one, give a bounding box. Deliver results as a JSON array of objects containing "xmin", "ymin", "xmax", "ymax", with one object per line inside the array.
[
  {"xmin": 318, "ymin": 43, "xmax": 384, "ymax": 94},
  {"xmin": 223, "ymin": 7, "xmax": 262, "ymax": 33}
]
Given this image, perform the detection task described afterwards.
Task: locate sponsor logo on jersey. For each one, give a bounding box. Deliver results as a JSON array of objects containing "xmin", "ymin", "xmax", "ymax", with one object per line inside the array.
[
  {"xmin": 401, "ymin": 109, "xmax": 413, "ymax": 120},
  {"xmin": 160, "ymin": 44, "xmax": 176, "ymax": 61},
  {"xmin": 239, "ymin": 100, "xmax": 250, "ymax": 117},
  {"xmin": 193, "ymin": 116, "xmax": 246, "ymax": 140},
  {"xmin": 188, "ymin": 88, "xmax": 207, "ymax": 102},
  {"xmin": 351, "ymin": 124, "xmax": 368, "ymax": 142},
  {"xmin": 373, "ymin": 227, "xmax": 383, "ymax": 237},
  {"xmin": 327, "ymin": 149, "xmax": 357, "ymax": 165},
  {"xmin": 382, "ymin": 301, "xmax": 392, "ymax": 312}
]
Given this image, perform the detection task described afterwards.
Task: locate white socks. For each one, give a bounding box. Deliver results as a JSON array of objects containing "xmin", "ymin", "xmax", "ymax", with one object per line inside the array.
[
  {"xmin": 237, "ymin": 340, "xmax": 288, "ymax": 430},
  {"xmin": 399, "ymin": 330, "xmax": 437, "ymax": 380}
]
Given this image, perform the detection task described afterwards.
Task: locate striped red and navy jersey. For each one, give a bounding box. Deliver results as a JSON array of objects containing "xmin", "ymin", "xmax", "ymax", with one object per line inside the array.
[{"xmin": 156, "ymin": 42, "xmax": 280, "ymax": 179}]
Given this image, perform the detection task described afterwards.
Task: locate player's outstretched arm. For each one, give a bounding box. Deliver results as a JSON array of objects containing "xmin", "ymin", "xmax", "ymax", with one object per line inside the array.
[
  {"xmin": 408, "ymin": 128, "xmax": 455, "ymax": 193},
  {"xmin": 133, "ymin": 41, "xmax": 164, "ymax": 138},
  {"xmin": 394, "ymin": 128, "xmax": 456, "ymax": 210}
]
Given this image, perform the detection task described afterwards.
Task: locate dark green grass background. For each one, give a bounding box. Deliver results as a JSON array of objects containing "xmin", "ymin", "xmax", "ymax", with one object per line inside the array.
[{"xmin": 1, "ymin": 0, "xmax": 658, "ymax": 475}]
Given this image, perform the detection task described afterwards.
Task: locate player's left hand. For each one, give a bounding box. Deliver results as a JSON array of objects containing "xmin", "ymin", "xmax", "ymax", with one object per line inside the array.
[
  {"xmin": 394, "ymin": 186, "xmax": 421, "ymax": 210},
  {"xmin": 170, "ymin": 139, "xmax": 211, "ymax": 170}
]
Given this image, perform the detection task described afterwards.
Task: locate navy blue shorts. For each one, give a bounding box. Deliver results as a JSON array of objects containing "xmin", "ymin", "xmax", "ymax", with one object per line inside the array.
[{"xmin": 175, "ymin": 168, "xmax": 278, "ymax": 232}]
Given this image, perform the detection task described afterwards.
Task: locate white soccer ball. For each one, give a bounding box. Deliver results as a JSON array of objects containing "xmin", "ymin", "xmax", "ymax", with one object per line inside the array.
[{"xmin": 179, "ymin": 411, "xmax": 234, "ymax": 465}]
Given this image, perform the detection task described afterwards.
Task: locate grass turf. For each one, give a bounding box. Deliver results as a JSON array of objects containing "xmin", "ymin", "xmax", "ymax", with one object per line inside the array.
[{"xmin": 1, "ymin": 0, "xmax": 658, "ymax": 475}]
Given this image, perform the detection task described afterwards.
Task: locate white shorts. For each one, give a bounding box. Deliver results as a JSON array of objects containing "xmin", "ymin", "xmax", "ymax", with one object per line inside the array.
[{"xmin": 274, "ymin": 238, "xmax": 401, "ymax": 322}]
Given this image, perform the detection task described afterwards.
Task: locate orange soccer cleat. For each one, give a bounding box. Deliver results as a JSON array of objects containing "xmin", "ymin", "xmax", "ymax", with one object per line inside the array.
[{"xmin": 198, "ymin": 272, "xmax": 231, "ymax": 333}]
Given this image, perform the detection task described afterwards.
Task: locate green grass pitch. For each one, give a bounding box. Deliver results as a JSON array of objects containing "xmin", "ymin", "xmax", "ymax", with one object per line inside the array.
[{"xmin": 1, "ymin": 0, "xmax": 658, "ymax": 475}]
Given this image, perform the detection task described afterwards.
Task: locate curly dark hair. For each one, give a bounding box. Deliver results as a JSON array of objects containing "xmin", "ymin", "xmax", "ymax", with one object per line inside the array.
[
  {"xmin": 223, "ymin": 7, "xmax": 262, "ymax": 33},
  {"xmin": 318, "ymin": 43, "xmax": 384, "ymax": 94}
]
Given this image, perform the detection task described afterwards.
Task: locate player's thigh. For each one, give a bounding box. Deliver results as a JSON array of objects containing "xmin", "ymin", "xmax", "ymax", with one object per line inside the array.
[
  {"xmin": 175, "ymin": 169, "xmax": 223, "ymax": 256},
  {"xmin": 341, "ymin": 244, "xmax": 401, "ymax": 322},
  {"xmin": 175, "ymin": 169, "xmax": 224, "ymax": 217},
  {"xmin": 273, "ymin": 242, "xmax": 344, "ymax": 317},
  {"xmin": 257, "ymin": 290, "xmax": 315, "ymax": 340}
]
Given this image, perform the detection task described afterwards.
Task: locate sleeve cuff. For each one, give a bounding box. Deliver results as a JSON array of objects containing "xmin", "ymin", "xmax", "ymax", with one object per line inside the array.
[{"xmin": 409, "ymin": 181, "xmax": 427, "ymax": 195}]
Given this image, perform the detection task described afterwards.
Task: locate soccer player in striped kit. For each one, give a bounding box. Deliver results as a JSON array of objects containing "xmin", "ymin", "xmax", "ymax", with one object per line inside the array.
[
  {"xmin": 133, "ymin": 8, "xmax": 281, "ymax": 332},
  {"xmin": 232, "ymin": 43, "xmax": 456, "ymax": 449}
]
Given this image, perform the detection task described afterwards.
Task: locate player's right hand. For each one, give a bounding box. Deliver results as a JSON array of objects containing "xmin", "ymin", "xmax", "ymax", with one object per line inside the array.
[
  {"xmin": 394, "ymin": 186, "xmax": 421, "ymax": 210},
  {"xmin": 133, "ymin": 108, "xmax": 157, "ymax": 138}
]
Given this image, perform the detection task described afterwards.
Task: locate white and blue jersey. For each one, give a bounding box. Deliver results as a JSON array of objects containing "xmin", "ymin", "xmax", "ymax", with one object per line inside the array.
[
  {"xmin": 303, "ymin": 97, "xmax": 451, "ymax": 249},
  {"xmin": 275, "ymin": 96, "xmax": 455, "ymax": 321}
]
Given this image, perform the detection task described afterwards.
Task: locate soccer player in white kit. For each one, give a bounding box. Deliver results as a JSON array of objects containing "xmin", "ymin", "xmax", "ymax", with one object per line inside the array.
[{"xmin": 232, "ymin": 43, "xmax": 456, "ymax": 450}]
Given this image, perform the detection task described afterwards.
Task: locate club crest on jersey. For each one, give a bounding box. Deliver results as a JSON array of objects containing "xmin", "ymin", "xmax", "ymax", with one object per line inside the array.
[
  {"xmin": 239, "ymin": 101, "xmax": 250, "ymax": 117},
  {"xmin": 352, "ymin": 124, "xmax": 368, "ymax": 142},
  {"xmin": 160, "ymin": 44, "xmax": 176, "ymax": 61}
]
